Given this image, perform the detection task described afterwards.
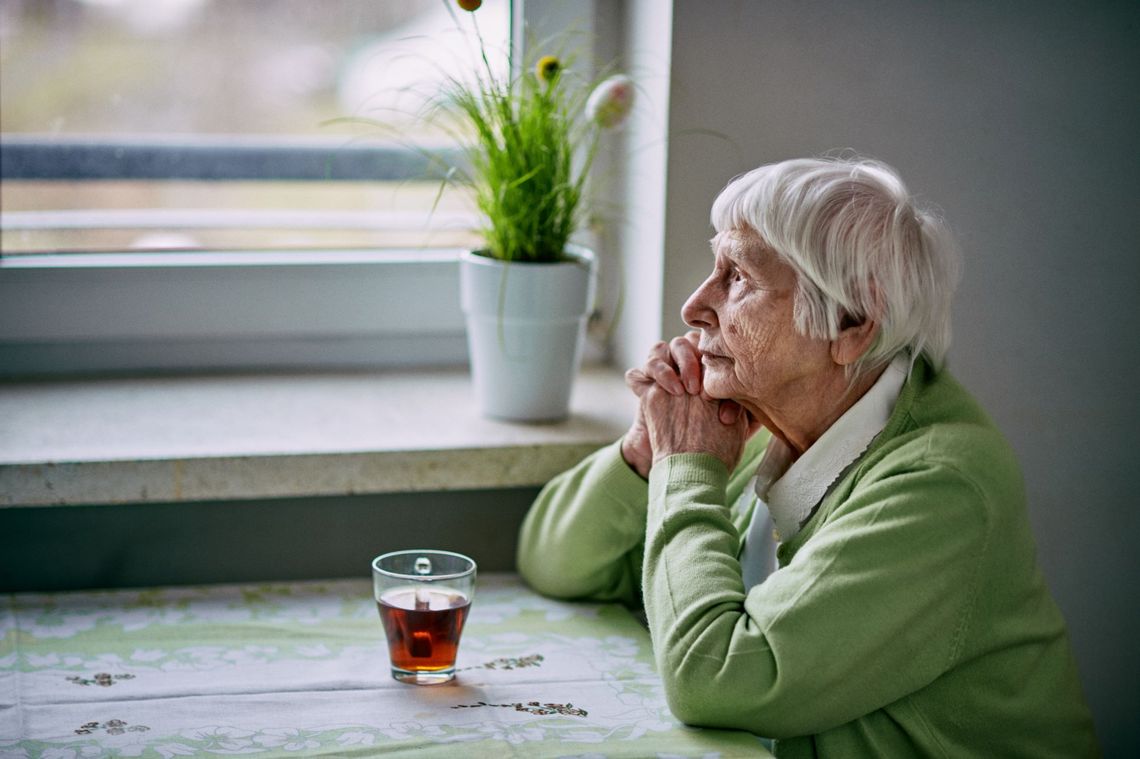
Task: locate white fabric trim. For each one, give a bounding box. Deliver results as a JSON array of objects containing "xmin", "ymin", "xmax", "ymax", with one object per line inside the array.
[{"xmin": 739, "ymin": 355, "xmax": 908, "ymax": 589}]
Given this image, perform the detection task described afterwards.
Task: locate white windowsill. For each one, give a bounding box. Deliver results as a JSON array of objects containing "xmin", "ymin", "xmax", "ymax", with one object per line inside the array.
[{"xmin": 0, "ymin": 365, "xmax": 635, "ymax": 507}]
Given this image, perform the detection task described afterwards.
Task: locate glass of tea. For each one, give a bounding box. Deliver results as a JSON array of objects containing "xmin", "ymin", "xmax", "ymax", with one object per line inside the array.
[{"xmin": 372, "ymin": 549, "xmax": 476, "ymax": 685}]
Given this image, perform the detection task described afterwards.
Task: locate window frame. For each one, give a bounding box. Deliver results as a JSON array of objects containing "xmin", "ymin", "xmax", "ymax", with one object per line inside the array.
[{"xmin": 0, "ymin": 0, "xmax": 596, "ymax": 377}]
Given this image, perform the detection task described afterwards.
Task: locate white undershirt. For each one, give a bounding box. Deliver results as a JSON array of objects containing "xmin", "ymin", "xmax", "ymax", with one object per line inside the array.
[{"xmin": 738, "ymin": 355, "xmax": 909, "ymax": 590}]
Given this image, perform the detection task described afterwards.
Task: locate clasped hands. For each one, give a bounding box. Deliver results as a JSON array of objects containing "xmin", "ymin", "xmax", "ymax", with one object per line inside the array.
[{"xmin": 621, "ymin": 331, "xmax": 761, "ymax": 479}]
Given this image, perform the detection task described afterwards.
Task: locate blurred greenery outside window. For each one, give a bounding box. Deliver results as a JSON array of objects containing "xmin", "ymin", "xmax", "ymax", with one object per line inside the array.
[
  {"xmin": 0, "ymin": 0, "xmax": 525, "ymax": 375},
  {"xmin": 0, "ymin": 0, "xmax": 515, "ymax": 255}
]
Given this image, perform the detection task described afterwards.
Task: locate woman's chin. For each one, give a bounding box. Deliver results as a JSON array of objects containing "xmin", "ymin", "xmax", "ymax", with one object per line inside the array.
[{"xmin": 701, "ymin": 373, "xmax": 733, "ymax": 400}]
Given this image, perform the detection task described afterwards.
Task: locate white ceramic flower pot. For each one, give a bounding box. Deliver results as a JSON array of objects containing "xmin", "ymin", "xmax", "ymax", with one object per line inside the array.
[{"xmin": 459, "ymin": 246, "xmax": 597, "ymax": 422}]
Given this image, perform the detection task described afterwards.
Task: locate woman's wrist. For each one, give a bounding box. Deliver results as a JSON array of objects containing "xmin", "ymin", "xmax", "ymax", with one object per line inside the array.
[{"xmin": 621, "ymin": 431, "xmax": 653, "ymax": 480}]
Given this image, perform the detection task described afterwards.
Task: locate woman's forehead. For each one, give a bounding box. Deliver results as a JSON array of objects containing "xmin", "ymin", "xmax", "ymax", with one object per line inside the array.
[{"xmin": 712, "ymin": 228, "xmax": 772, "ymax": 262}]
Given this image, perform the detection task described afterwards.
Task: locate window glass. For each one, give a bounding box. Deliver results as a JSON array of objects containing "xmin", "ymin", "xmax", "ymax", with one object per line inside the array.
[{"xmin": 0, "ymin": 0, "xmax": 509, "ymax": 255}]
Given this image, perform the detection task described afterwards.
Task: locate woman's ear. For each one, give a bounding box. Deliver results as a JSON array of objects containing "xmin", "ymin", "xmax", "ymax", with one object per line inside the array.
[{"xmin": 830, "ymin": 313, "xmax": 879, "ymax": 366}]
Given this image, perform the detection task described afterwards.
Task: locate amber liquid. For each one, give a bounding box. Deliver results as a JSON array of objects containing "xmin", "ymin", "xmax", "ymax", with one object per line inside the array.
[{"xmin": 378, "ymin": 587, "xmax": 470, "ymax": 673}]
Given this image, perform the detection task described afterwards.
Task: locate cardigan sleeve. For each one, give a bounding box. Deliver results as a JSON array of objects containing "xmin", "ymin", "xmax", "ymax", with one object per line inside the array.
[
  {"xmin": 518, "ymin": 432, "xmax": 773, "ymax": 607},
  {"xmin": 643, "ymin": 451, "xmax": 992, "ymax": 739},
  {"xmin": 516, "ymin": 439, "xmax": 651, "ymax": 607}
]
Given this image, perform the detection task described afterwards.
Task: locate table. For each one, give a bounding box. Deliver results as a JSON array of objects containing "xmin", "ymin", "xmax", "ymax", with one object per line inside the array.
[{"xmin": 1, "ymin": 574, "xmax": 773, "ymax": 757}]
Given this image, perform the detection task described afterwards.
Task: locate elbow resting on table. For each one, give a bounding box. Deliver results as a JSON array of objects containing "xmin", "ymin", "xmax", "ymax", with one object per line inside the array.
[
  {"xmin": 661, "ymin": 676, "xmax": 723, "ymax": 730},
  {"xmin": 661, "ymin": 669, "xmax": 767, "ymax": 735},
  {"xmin": 518, "ymin": 550, "xmax": 630, "ymax": 603},
  {"xmin": 661, "ymin": 670, "xmax": 799, "ymax": 739},
  {"xmin": 517, "ymin": 537, "xmax": 594, "ymax": 600},
  {"xmin": 517, "ymin": 549, "xmax": 569, "ymax": 598},
  {"xmin": 658, "ymin": 638, "xmax": 806, "ymax": 739}
]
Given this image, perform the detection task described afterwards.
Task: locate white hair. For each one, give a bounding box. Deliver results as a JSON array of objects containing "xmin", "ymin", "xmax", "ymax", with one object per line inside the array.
[{"xmin": 710, "ymin": 156, "xmax": 962, "ymax": 377}]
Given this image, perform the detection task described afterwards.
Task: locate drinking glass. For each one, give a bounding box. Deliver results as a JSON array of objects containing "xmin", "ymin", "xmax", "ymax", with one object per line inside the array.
[{"xmin": 372, "ymin": 549, "xmax": 477, "ymax": 685}]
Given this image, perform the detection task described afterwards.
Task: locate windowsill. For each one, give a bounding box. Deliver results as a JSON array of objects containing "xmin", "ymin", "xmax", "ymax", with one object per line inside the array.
[{"xmin": 0, "ymin": 365, "xmax": 635, "ymax": 507}]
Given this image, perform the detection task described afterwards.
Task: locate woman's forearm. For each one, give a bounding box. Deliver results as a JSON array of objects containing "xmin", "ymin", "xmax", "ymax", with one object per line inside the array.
[
  {"xmin": 517, "ymin": 439, "xmax": 651, "ymax": 606},
  {"xmin": 642, "ymin": 453, "xmax": 991, "ymax": 738}
]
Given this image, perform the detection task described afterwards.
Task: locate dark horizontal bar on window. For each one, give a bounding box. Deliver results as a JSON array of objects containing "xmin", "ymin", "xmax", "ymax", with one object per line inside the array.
[{"xmin": 0, "ymin": 138, "xmax": 463, "ymax": 182}]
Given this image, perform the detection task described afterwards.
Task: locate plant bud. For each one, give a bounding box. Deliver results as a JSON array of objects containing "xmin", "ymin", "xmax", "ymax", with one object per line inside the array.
[{"xmin": 586, "ymin": 74, "xmax": 634, "ymax": 129}]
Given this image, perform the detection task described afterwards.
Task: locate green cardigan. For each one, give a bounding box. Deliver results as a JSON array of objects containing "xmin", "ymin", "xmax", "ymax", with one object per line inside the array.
[{"xmin": 517, "ymin": 359, "xmax": 1098, "ymax": 757}]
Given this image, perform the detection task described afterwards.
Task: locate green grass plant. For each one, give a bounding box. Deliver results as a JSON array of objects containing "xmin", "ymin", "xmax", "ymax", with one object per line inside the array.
[
  {"xmin": 444, "ymin": 47, "xmax": 600, "ymax": 264},
  {"xmin": 327, "ymin": 1, "xmax": 631, "ymax": 266}
]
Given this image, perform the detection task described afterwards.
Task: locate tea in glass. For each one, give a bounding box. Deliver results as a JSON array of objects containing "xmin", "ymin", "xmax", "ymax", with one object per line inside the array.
[{"xmin": 371, "ymin": 550, "xmax": 476, "ymax": 685}]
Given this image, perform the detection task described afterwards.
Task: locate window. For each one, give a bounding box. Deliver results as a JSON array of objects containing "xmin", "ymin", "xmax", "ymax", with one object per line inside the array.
[{"xmin": 0, "ymin": 0, "xmax": 537, "ymax": 375}]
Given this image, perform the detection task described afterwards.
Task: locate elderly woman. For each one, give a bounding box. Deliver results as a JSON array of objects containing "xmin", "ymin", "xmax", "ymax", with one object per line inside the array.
[{"xmin": 518, "ymin": 158, "xmax": 1097, "ymax": 756}]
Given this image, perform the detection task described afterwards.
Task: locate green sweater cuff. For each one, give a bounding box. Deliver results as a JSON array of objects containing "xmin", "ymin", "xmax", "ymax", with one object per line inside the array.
[
  {"xmin": 647, "ymin": 453, "xmax": 731, "ymax": 523},
  {"xmin": 651, "ymin": 452, "xmax": 731, "ymax": 490}
]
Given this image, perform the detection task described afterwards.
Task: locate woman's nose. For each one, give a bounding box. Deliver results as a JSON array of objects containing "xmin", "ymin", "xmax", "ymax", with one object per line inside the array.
[{"xmin": 681, "ymin": 276, "xmax": 718, "ymax": 330}]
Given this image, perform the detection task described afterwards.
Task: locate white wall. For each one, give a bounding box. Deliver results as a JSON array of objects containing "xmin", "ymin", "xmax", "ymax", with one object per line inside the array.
[
  {"xmin": 634, "ymin": 0, "xmax": 1138, "ymax": 751},
  {"xmin": 608, "ymin": 0, "xmax": 674, "ymax": 368}
]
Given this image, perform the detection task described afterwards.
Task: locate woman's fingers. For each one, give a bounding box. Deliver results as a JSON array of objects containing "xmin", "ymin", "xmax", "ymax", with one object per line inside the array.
[
  {"xmin": 644, "ymin": 341, "xmax": 685, "ymax": 395},
  {"xmin": 669, "ymin": 335, "xmax": 703, "ymax": 394},
  {"xmin": 625, "ymin": 367, "xmax": 654, "ymax": 397},
  {"xmin": 643, "ymin": 337, "xmax": 704, "ymax": 396},
  {"xmin": 631, "ymin": 333, "xmax": 708, "ymax": 399},
  {"xmin": 642, "ymin": 383, "xmax": 750, "ymax": 471},
  {"xmin": 718, "ymin": 400, "xmax": 742, "ymax": 425}
]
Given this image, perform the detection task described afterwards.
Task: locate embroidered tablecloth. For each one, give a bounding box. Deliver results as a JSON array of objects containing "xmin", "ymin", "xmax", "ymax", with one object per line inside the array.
[{"xmin": 1, "ymin": 573, "xmax": 772, "ymax": 757}]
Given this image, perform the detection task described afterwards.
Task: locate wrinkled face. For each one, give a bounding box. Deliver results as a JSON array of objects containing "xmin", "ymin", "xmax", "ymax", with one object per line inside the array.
[{"xmin": 681, "ymin": 230, "xmax": 833, "ymax": 411}]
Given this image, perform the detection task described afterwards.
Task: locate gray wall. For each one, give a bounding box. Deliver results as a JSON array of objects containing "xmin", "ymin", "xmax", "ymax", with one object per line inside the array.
[
  {"xmin": 659, "ymin": 0, "xmax": 1139, "ymax": 752},
  {"xmin": 0, "ymin": 488, "xmax": 538, "ymax": 593}
]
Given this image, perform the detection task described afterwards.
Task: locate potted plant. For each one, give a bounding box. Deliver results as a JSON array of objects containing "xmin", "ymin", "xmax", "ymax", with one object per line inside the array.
[{"xmin": 443, "ymin": 0, "xmax": 633, "ymax": 421}]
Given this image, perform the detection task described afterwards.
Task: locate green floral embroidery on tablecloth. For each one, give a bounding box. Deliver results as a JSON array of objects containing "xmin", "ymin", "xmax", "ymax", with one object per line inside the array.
[
  {"xmin": 8, "ymin": 711, "xmax": 769, "ymax": 758},
  {"xmin": 6, "ymin": 578, "xmax": 611, "ymax": 650},
  {"xmin": 12, "ymin": 635, "xmax": 649, "ymax": 680}
]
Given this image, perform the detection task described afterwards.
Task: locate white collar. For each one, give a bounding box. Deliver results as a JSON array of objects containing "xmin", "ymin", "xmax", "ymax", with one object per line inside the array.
[{"xmin": 754, "ymin": 354, "xmax": 909, "ymax": 540}]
